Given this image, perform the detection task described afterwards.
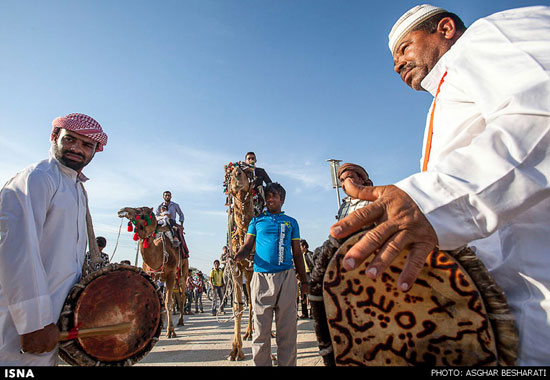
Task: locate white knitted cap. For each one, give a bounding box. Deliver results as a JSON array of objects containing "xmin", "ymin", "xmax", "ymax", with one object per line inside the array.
[{"xmin": 388, "ymin": 4, "xmax": 447, "ymax": 56}]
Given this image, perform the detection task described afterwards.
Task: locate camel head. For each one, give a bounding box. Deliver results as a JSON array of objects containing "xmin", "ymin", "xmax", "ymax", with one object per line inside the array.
[
  {"xmin": 228, "ymin": 162, "xmax": 254, "ymax": 196},
  {"xmin": 118, "ymin": 206, "xmax": 158, "ymax": 240}
]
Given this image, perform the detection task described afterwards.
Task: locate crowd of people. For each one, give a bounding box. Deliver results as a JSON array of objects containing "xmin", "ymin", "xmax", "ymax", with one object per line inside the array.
[
  {"xmin": 0, "ymin": 3, "xmax": 549, "ymax": 367},
  {"xmin": 163, "ymin": 250, "xmax": 316, "ymax": 322}
]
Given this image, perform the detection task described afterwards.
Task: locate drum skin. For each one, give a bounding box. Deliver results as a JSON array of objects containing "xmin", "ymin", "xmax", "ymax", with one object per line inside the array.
[
  {"xmin": 322, "ymin": 231, "xmax": 518, "ymax": 366},
  {"xmin": 58, "ymin": 264, "xmax": 163, "ymax": 366}
]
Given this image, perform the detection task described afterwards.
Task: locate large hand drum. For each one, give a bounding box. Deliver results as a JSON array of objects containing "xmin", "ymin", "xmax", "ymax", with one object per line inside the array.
[
  {"xmin": 58, "ymin": 264, "xmax": 163, "ymax": 366},
  {"xmin": 314, "ymin": 230, "xmax": 518, "ymax": 366}
]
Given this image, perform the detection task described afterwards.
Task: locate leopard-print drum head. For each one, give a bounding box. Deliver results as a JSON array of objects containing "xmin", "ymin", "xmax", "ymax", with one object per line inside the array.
[
  {"xmin": 321, "ymin": 231, "xmax": 518, "ymax": 366},
  {"xmin": 58, "ymin": 264, "xmax": 163, "ymax": 366}
]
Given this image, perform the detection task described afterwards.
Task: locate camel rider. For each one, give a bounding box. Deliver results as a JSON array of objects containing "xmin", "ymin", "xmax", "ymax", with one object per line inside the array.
[
  {"xmin": 0, "ymin": 113, "xmax": 108, "ymax": 365},
  {"xmin": 245, "ymin": 152, "xmax": 272, "ymax": 215},
  {"xmin": 155, "ymin": 191, "xmax": 184, "ymax": 247}
]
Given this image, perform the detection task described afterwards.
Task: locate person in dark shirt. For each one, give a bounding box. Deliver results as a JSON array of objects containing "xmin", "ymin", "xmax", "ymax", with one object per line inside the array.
[{"xmin": 245, "ymin": 152, "xmax": 272, "ymax": 215}]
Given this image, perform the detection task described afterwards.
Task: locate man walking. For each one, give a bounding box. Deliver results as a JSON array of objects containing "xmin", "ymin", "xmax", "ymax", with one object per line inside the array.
[
  {"xmin": 193, "ymin": 271, "xmax": 205, "ymax": 313},
  {"xmin": 298, "ymin": 239, "xmax": 314, "ymax": 319},
  {"xmin": 209, "ymin": 259, "xmax": 224, "ymax": 315}
]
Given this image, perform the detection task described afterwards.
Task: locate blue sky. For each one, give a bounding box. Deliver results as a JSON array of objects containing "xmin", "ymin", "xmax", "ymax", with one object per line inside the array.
[{"xmin": 0, "ymin": 0, "xmax": 542, "ymax": 274}]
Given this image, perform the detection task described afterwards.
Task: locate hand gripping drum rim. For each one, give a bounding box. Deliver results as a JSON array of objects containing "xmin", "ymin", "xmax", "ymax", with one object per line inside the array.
[
  {"xmin": 58, "ymin": 263, "xmax": 164, "ymax": 366},
  {"xmin": 310, "ymin": 230, "xmax": 518, "ymax": 366}
]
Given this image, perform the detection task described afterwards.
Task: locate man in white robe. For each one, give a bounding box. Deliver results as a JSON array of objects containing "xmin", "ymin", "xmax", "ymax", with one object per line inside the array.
[
  {"xmin": 331, "ymin": 5, "xmax": 550, "ymax": 365},
  {"xmin": 0, "ymin": 113, "xmax": 108, "ymax": 365}
]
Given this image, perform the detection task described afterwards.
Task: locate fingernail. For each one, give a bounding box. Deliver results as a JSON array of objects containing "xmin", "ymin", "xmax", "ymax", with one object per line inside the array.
[
  {"xmin": 400, "ymin": 282, "xmax": 409, "ymax": 291},
  {"xmin": 331, "ymin": 226, "xmax": 342, "ymax": 236},
  {"xmin": 367, "ymin": 267, "xmax": 377, "ymax": 278},
  {"xmin": 344, "ymin": 257, "xmax": 355, "ymax": 270}
]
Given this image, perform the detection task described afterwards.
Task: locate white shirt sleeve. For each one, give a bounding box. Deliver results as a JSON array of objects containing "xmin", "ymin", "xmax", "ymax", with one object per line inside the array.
[
  {"xmin": 396, "ymin": 10, "xmax": 550, "ymax": 250},
  {"xmin": 0, "ymin": 168, "xmax": 56, "ymax": 334}
]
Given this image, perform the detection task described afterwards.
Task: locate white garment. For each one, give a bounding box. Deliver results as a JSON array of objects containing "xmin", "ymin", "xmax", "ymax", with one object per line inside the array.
[
  {"xmin": 396, "ymin": 6, "xmax": 550, "ymax": 365},
  {"xmin": 0, "ymin": 152, "xmax": 88, "ymax": 365},
  {"xmin": 155, "ymin": 201, "xmax": 184, "ymax": 224},
  {"xmin": 156, "ymin": 212, "xmax": 170, "ymax": 226}
]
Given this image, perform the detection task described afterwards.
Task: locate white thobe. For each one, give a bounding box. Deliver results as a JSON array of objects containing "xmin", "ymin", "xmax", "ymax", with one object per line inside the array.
[
  {"xmin": 0, "ymin": 152, "xmax": 88, "ymax": 365},
  {"xmin": 396, "ymin": 6, "xmax": 550, "ymax": 365}
]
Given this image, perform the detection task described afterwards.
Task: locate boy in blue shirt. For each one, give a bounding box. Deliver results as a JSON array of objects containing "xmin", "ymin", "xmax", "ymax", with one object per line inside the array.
[{"xmin": 235, "ymin": 182, "xmax": 308, "ymax": 366}]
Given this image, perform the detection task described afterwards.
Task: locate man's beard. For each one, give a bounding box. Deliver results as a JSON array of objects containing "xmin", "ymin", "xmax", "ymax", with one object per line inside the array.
[
  {"xmin": 52, "ymin": 143, "xmax": 91, "ymax": 172},
  {"xmin": 399, "ymin": 61, "xmax": 429, "ymax": 91}
]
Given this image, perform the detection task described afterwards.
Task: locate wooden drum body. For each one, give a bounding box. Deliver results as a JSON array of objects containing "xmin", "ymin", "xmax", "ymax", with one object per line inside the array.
[
  {"xmin": 311, "ymin": 231, "xmax": 518, "ymax": 366},
  {"xmin": 58, "ymin": 264, "xmax": 163, "ymax": 366}
]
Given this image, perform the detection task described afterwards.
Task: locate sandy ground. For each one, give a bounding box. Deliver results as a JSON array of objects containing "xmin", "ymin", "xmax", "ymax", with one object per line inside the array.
[{"xmin": 134, "ymin": 297, "xmax": 324, "ymax": 367}]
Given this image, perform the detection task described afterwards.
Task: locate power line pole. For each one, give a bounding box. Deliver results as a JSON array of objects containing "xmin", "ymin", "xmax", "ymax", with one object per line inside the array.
[{"xmin": 326, "ymin": 159, "xmax": 342, "ymax": 219}]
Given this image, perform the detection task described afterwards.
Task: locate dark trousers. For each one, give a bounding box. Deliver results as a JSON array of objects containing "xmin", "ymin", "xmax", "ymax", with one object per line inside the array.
[{"xmin": 211, "ymin": 285, "xmax": 224, "ymax": 314}]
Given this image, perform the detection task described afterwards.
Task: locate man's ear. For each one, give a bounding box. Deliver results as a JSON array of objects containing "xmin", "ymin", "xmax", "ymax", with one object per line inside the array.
[
  {"xmin": 437, "ymin": 17, "xmax": 457, "ymax": 40},
  {"xmin": 51, "ymin": 128, "xmax": 60, "ymax": 143}
]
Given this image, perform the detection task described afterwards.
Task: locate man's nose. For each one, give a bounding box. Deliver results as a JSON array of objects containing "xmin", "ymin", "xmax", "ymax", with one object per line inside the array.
[
  {"xmin": 393, "ymin": 55, "xmax": 405, "ymax": 74},
  {"xmin": 69, "ymin": 139, "xmax": 85, "ymax": 153}
]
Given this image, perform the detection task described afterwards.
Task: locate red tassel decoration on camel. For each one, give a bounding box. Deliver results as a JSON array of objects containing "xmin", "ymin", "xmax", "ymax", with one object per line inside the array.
[
  {"xmin": 133, "ymin": 232, "xmax": 139, "ymax": 241},
  {"xmin": 143, "ymin": 239, "xmax": 149, "ymax": 249},
  {"xmin": 128, "ymin": 222, "xmax": 133, "ymax": 232}
]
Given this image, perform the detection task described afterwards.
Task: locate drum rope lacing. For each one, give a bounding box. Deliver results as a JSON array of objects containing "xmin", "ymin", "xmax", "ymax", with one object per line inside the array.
[{"xmin": 58, "ymin": 264, "xmax": 163, "ymax": 366}]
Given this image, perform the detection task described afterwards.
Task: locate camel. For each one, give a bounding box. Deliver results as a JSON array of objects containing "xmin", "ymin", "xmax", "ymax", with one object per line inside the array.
[
  {"xmin": 224, "ymin": 162, "xmax": 256, "ymax": 361},
  {"xmin": 118, "ymin": 206, "xmax": 189, "ymax": 338}
]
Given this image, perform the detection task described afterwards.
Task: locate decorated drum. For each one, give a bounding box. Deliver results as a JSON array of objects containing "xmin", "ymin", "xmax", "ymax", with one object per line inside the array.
[
  {"xmin": 58, "ymin": 263, "xmax": 163, "ymax": 366},
  {"xmin": 311, "ymin": 230, "xmax": 518, "ymax": 366}
]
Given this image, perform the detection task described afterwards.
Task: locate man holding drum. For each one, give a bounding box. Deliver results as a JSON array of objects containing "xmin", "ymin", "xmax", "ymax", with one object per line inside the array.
[
  {"xmin": 0, "ymin": 113, "xmax": 108, "ymax": 365},
  {"xmin": 330, "ymin": 5, "xmax": 550, "ymax": 365}
]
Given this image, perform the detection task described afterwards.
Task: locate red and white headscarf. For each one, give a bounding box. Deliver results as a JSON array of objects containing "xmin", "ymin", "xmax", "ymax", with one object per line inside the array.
[{"xmin": 51, "ymin": 113, "xmax": 108, "ymax": 152}]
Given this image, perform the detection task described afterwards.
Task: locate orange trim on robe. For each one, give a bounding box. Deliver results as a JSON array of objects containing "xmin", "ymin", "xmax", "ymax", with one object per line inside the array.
[{"xmin": 422, "ymin": 71, "xmax": 448, "ymax": 172}]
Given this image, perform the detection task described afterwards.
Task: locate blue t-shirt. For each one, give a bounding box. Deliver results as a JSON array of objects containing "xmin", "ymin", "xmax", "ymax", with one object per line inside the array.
[{"xmin": 247, "ymin": 211, "xmax": 300, "ymax": 273}]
